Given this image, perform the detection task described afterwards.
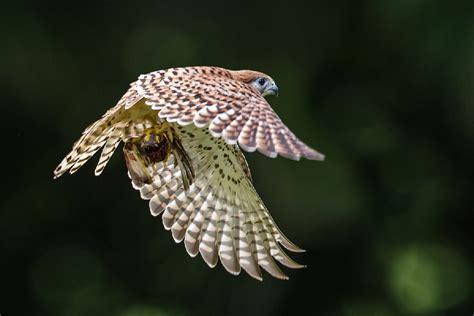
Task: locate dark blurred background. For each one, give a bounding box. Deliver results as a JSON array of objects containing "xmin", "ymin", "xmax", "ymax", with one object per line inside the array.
[{"xmin": 1, "ymin": 1, "xmax": 473, "ymax": 315}]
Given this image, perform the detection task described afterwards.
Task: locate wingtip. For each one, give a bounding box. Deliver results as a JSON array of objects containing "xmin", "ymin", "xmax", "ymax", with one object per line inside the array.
[
  {"xmin": 279, "ymin": 237, "xmax": 306, "ymax": 253},
  {"xmin": 293, "ymin": 263, "xmax": 307, "ymax": 270},
  {"xmin": 248, "ymin": 273, "xmax": 264, "ymax": 282},
  {"xmin": 277, "ymin": 274, "xmax": 290, "ymax": 281},
  {"xmin": 294, "ymin": 247, "xmax": 307, "ymax": 253},
  {"xmin": 53, "ymin": 169, "xmax": 64, "ymax": 179},
  {"xmin": 306, "ymin": 151, "xmax": 325, "ymax": 161}
]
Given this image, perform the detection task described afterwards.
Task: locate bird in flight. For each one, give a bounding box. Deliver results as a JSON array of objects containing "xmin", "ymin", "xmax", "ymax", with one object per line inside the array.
[{"xmin": 54, "ymin": 66, "xmax": 324, "ymax": 280}]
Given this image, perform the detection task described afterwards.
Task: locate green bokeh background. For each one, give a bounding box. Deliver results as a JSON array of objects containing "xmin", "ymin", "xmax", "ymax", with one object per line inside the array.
[{"xmin": 1, "ymin": 1, "xmax": 473, "ymax": 315}]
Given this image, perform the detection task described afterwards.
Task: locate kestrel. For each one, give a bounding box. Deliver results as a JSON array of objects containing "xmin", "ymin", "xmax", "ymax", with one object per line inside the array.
[{"xmin": 54, "ymin": 66, "xmax": 324, "ymax": 280}]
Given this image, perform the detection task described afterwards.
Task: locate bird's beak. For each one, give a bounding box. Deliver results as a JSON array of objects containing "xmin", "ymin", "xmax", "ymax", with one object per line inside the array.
[{"xmin": 264, "ymin": 83, "xmax": 279, "ymax": 97}]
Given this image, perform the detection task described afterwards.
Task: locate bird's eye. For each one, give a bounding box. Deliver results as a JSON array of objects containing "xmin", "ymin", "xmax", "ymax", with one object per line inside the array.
[{"xmin": 257, "ymin": 78, "xmax": 267, "ymax": 86}]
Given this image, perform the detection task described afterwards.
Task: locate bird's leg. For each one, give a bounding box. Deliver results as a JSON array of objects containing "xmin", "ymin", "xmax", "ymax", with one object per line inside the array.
[
  {"xmin": 123, "ymin": 141, "xmax": 153, "ymax": 185},
  {"xmin": 138, "ymin": 128, "xmax": 171, "ymax": 165},
  {"xmin": 123, "ymin": 122, "xmax": 195, "ymax": 190},
  {"xmin": 123, "ymin": 125, "xmax": 172, "ymax": 185}
]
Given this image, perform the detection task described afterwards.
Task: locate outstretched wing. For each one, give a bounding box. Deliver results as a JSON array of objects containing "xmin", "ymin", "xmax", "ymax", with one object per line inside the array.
[
  {"xmin": 53, "ymin": 86, "xmax": 142, "ymax": 179},
  {"xmin": 54, "ymin": 66, "xmax": 324, "ymax": 179},
  {"xmin": 130, "ymin": 123, "xmax": 305, "ymax": 280},
  {"xmin": 135, "ymin": 67, "xmax": 325, "ymax": 161}
]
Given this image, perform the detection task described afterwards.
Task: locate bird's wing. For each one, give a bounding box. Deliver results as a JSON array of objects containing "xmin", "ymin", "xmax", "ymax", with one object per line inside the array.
[
  {"xmin": 53, "ymin": 85, "xmax": 146, "ymax": 178},
  {"xmin": 134, "ymin": 67, "xmax": 324, "ymax": 161},
  {"xmin": 130, "ymin": 124, "xmax": 305, "ymax": 280}
]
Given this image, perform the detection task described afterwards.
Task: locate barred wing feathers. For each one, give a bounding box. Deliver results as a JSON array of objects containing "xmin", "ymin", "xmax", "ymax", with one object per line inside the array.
[
  {"xmin": 135, "ymin": 67, "xmax": 325, "ymax": 161},
  {"xmin": 53, "ymin": 87, "xmax": 142, "ymax": 178},
  {"xmin": 52, "ymin": 66, "xmax": 318, "ymax": 280},
  {"xmin": 131, "ymin": 124, "xmax": 305, "ymax": 280},
  {"xmin": 54, "ymin": 66, "xmax": 324, "ymax": 180}
]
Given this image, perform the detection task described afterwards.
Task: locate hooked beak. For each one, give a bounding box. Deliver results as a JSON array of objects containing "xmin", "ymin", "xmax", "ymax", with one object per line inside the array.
[{"xmin": 263, "ymin": 83, "xmax": 279, "ymax": 97}]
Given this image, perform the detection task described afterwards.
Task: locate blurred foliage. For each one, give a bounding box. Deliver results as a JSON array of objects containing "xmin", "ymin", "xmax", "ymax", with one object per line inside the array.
[
  {"xmin": 1, "ymin": 0, "xmax": 473, "ymax": 315},
  {"xmin": 386, "ymin": 244, "xmax": 470, "ymax": 313}
]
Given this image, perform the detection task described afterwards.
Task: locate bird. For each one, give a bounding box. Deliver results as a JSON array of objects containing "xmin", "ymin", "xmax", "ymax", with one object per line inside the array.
[{"xmin": 53, "ymin": 66, "xmax": 325, "ymax": 280}]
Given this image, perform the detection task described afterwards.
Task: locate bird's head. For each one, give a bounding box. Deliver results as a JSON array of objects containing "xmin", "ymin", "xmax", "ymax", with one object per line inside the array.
[{"xmin": 230, "ymin": 70, "xmax": 279, "ymax": 97}]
